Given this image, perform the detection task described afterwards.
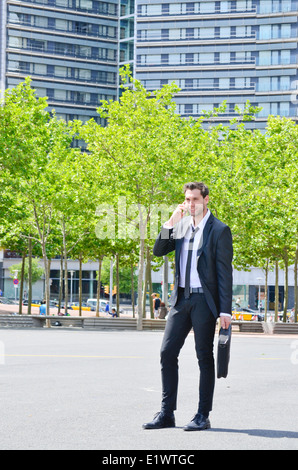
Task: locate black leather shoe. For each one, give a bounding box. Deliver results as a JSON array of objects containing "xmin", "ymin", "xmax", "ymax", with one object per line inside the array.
[
  {"xmin": 143, "ymin": 411, "xmax": 175, "ymax": 430},
  {"xmin": 183, "ymin": 413, "xmax": 211, "ymax": 431}
]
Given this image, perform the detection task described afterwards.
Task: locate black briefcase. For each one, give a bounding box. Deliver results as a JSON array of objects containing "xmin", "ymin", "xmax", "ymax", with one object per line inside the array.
[{"xmin": 217, "ymin": 325, "xmax": 231, "ymax": 379}]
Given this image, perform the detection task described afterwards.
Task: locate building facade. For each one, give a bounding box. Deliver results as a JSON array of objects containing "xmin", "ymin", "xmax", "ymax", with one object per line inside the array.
[
  {"xmin": 0, "ymin": 0, "xmax": 119, "ymax": 122},
  {"xmin": 134, "ymin": 0, "xmax": 298, "ymax": 129},
  {"xmin": 1, "ymin": 0, "xmax": 297, "ymax": 126}
]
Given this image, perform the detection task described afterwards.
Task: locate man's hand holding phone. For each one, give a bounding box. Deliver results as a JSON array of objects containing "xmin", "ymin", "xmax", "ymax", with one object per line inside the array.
[{"xmin": 165, "ymin": 201, "xmax": 188, "ymax": 228}]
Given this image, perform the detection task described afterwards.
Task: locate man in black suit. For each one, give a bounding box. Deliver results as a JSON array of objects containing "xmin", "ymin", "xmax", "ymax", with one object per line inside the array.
[{"xmin": 143, "ymin": 182, "xmax": 233, "ymax": 431}]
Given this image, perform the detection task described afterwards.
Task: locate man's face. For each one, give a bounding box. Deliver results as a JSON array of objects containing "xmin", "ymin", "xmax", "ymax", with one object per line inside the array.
[{"xmin": 184, "ymin": 189, "xmax": 209, "ymax": 217}]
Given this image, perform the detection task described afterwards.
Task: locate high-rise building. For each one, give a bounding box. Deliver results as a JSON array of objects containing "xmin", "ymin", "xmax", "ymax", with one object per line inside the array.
[
  {"xmin": 0, "ymin": 0, "xmax": 119, "ymax": 122},
  {"xmin": 1, "ymin": 0, "xmax": 297, "ymax": 128},
  {"xmin": 119, "ymin": 0, "xmax": 135, "ymax": 71},
  {"xmin": 134, "ymin": 0, "xmax": 298, "ymax": 129}
]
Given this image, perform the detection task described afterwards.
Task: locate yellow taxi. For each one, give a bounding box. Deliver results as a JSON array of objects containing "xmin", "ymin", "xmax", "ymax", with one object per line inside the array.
[{"xmin": 70, "ymin": 303, "xmax": 91, "ymax": 311}]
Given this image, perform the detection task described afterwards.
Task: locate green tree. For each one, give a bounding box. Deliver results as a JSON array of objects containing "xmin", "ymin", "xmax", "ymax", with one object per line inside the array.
[
  {"xmin": 9, "ymin": 258, "xmax": 44, "ymax": 289},
  {"xmin": 81, "ymin": 67, "xmax": 197, "ymax": 329}
]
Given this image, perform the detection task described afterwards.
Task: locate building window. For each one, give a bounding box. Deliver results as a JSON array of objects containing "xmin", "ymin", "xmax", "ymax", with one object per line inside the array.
[
  {"xmin": 169, "ymin": 3, "xmax": 180, "ymax": 14},
  {"xmin": 162, "ymin": 3, "xmax": 170, "ymax": 14},
  {"xmin": 199, "ymin": 52, "xmax": 214, "ymax": 64},
  {"xmin": 185, "ymin": 53, "xmax": 194, "ymax": 64},
  {"xmin": 258, "ymin": 50, "xmax": 291, "ymax": 66},
  {"xmin": 186, "ymin": 2, "xmax": 195, "ymax": 13},
  {"xmin": 258, "ymin": 76, "xmax": 290, "ymax": 92},
  {"xmin": 185, "ymin": 79, "xmax": 193, "ymax": 89},
  {"xmin": 258, "ymin": 102, "xmax": 290, "ymax": 117},
  {"xmin": 147, "ymin": 4, "xmax": 162, "ymax": 15},
  {"xmin": 161, "ymin": 54, "xmax": 169, "ymax": 64},
  {"xmin": 200, "ymin": 2, "xmax": 216, "ymax": 14},
  {"xmin": 184, "ymin": 103, "xmax": 193, "ymax": 114},
  {"xmin": 185, "ymin": 28, "xmax": 194, "ymax": 39}
]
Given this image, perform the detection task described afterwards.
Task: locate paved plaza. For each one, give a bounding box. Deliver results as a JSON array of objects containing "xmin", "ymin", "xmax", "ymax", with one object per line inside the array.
[{"xmin": 0, "ymin": 327, "xmax": 298, "ymax": 451}]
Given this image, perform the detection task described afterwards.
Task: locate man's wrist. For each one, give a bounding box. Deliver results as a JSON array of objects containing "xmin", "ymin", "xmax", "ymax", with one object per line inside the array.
[{"xmin": 163, "ymin": 220, "xmax": 174, "ymax": 228}]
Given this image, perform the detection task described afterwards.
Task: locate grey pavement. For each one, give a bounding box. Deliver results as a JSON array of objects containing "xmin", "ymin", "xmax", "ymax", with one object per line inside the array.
[{"xmin": 0, "ymin": 327, "xmax": 298, "ymax": 451}]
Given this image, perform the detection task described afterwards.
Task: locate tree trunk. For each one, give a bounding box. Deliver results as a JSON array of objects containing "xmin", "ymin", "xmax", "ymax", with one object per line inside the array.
[
  {"xmin": 137, "ymin": 236, "xmax": 145, "ymax": 330},
  {"xmin": 295, "ymin": 242, "xmax": 298, "ymax": 323},
  {"xmin": 264, "ymin": 259, "xmax": 269, "ymax": 322},
  {"xmin": 58, "ymin": 246, "xmax": 63, "ymax": 313},
  {"xmin": 62, "ymin": 219, "xmax": 68, "ymax": 315},
  {"xmin": 19, "ymin": 251, "xmax": 26, "ymax": 315},
  {"xmin": 79, "ymin": 254, "xmax": 83, "ymax": 316},
  {"xmin": 142, "ymin": 255, "xmax": 148, "ymax": 318},
  {"xmin": 274, "ymin": 260, "xmax": 279, "ymax": 322},
  {"xmin": 109, "ymin": 258, "xmax": 113, "ymax": 309},
  {"xmin": 283, "ymin": 248, "xmax": 288, "ymax": 323},
  {"xmin": 116, "ymin": 253, "xmax": 120, "ymax": 316},
  {"xmin": 137, "ymin": 206, "xmax": 149, "ymax": 330},
  {"xmin": 147, "ymin": 246, "xmax": 153, "ymax": 319},
  {"xmin": 96, "ymin": 256, "xmax": 103, "ymax": 317},
  {"xmin": 131, "ymin": 262, "xmax": 135, "ymax": 318},
  {"xmin": 45, "ymin": 258, "xmax": 51, "ymax": 327},
  {"xmin": 28, "ymin": 236, "xmax": 32, "ymax": 316}
]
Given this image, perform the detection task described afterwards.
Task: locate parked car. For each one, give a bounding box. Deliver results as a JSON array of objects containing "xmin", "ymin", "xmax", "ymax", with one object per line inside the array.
[
  {"xmin": 258, "ymin": 310, "xmax": 291, "ymax": 322},
  {"xmin": 86, "ymin": 298, "xmax": 122, "ymax": 313},
  {"xmin": 0, "ymin": 297, "xmax": 18, "ymax": 305},
  {"xmin": 69, "ymin": 302, "xmax": 91, "ymax": 311},
  {"xmin": 22, "ymin": 299, "xmax": 42, "ymax": 307},
  {"xmin": 87, "ymin": 298, "xmax": 108, "ymax": 312}
]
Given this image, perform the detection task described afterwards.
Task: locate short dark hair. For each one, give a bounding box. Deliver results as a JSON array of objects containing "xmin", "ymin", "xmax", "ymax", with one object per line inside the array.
[{"xmin": 183, "ymin": 182, "xmax": 209, "ymax": 198}]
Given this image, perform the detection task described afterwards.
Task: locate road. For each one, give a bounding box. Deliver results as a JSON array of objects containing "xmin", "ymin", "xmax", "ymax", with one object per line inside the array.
[{"xmin": 0, "ymin": 328, "xmax": 298, "ymax": 451}]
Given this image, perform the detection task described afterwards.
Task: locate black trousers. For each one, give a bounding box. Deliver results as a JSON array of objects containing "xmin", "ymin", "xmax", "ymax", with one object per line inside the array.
[{"xmin": 160, "ymin": 290, "xmax": 217, "ymax": 416}]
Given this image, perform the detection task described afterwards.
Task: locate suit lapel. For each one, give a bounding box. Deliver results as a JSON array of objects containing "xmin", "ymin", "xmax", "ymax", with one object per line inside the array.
[
  {"xmin": 197, "ymin": 211, "xmax": 214, "ymax": 258},
  {"xmin": 175, "ymin": 238, "xmax": 184, "ymax": 277},
  {"xmin": 173, "ymin": 215, "xmax": 191, "ymax": 278}
]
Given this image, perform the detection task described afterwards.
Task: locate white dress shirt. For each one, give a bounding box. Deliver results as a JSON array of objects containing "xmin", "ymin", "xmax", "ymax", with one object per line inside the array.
[
  {"xmin": 178, "ymin": 209, "xmax": 210, "ymax": 288},
  {"xmin": 163, "ymin": 209, "xmax": 230, "ymax": 317}
]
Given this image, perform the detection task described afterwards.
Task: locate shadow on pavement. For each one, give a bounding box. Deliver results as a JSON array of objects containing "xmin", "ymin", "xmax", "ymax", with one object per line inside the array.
[{"xmin": 210, "ymin": 428, "xmax": 298, "ymax": 439}]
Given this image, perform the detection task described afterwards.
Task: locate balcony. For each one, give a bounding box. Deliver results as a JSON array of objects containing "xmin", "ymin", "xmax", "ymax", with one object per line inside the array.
[
  {"xmin": 7, "ymin": 44, "xmax": 117, "ymax": 63},
  {"xmin": 136, "ymin": 57, "xmax": 256, "ymax": 68},
  {"xmin": 137, "ymin": 32, "xmax": 256, "ymax": 43},
  {"xmin": 257, "ymin": 2, "xmax": 298, "ymax": 14},
  {"xmin": 8, "ymin": 0, "xmax": 118, "ymax": 17},
  {"xmin": 138, "ymin": 6, "xmax": 257, "ymax": 18},
  {"xmin": 7, "ymin": 20, "xmax": 117, "ymax": 41}
]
